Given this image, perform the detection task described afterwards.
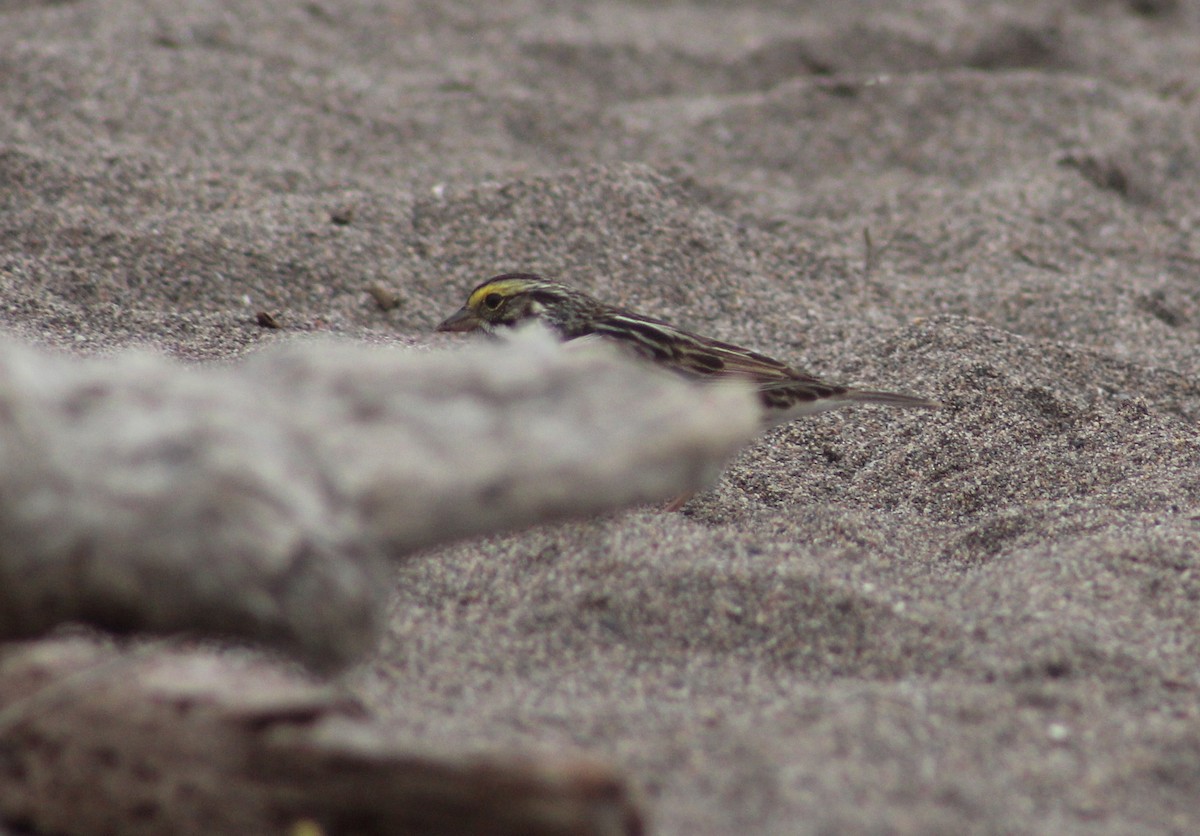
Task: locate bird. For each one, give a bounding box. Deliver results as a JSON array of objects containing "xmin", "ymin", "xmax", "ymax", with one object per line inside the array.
[{"xmin": 436, "ymin": 272, "xmax": 939, "ymax": 508}]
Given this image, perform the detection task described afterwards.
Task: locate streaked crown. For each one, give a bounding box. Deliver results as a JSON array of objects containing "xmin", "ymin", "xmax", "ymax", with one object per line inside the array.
[{"xmin": 436, "ymin": 273, "xmax": 598, "ymax": 336}]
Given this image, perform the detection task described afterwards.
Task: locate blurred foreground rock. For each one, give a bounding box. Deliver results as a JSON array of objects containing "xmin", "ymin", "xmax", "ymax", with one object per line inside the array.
[
  {"xmin": 0, "ymin": 328, "xmax": 756, "ymax": 669},
  {"xmin": 0, "ymin": 638, "xmax": 645, "ymax": 836}
]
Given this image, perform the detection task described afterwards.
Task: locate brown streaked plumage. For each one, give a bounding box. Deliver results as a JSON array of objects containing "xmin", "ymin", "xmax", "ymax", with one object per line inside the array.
[{"xmin": 436, "ymin": 273, "xmax": 940, "ymax": 426}]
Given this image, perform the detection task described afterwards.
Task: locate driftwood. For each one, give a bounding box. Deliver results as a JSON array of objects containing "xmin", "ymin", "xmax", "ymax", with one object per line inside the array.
[
  {"xmin": 0, "ymin": 328, "xmax": 756, "ymax": 669},
  {"xmin": 0, "ymin": 328, "xmax": 755, "ymax": 834},
  {"xmin": 0, "ymin": 638, "xmax": 644, "ymax": 836}
]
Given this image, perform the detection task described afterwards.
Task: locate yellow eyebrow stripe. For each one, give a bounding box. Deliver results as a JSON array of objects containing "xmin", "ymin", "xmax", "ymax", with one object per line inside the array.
[{"xmin": 467, "ymin": 279, "xmax": 524, "ymax": 309}]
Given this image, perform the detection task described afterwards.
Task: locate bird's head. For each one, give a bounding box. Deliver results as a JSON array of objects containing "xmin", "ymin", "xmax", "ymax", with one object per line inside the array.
[{"xmin": 435, "ymin": 273, "xmax": 591, "ymax": 337}]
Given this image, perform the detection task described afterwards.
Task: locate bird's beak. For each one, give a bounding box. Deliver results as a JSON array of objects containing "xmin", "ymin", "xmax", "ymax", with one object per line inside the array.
[{"xmin": 435, "ymin": 307, "xmax": 481, "ymax": 333}]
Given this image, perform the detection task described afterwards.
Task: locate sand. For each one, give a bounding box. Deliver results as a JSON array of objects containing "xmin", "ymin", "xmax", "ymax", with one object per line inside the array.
[{"xmin": 4, "ymin": 0, "xmax": 1200, "ymax": 832}]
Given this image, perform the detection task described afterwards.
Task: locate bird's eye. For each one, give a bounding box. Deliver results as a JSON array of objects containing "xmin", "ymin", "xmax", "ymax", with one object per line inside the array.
[{"xmin": 483, "ymin": 293, "xmax": 503, "ymax": 310}]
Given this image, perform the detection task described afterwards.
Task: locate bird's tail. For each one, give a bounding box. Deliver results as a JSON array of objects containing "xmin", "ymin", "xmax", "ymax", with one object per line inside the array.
[{"xmin": 842, "ymin": 388, "xmax": 942, "ymax": 409}]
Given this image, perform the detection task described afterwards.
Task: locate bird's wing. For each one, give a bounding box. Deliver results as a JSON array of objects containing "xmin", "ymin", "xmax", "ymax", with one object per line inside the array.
[
  {"xmin": 673, "ymin": 336, "xmax": 815, "ymax": 384},
  {"xmin": 586, "ymin": 312, "xmax": 820, "ymax": 385}
]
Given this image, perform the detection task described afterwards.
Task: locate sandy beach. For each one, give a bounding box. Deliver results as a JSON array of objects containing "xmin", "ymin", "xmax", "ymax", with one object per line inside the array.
[{"xmin": 4, "ymin": 0, "xmax": 1200, "ymax": 832}]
